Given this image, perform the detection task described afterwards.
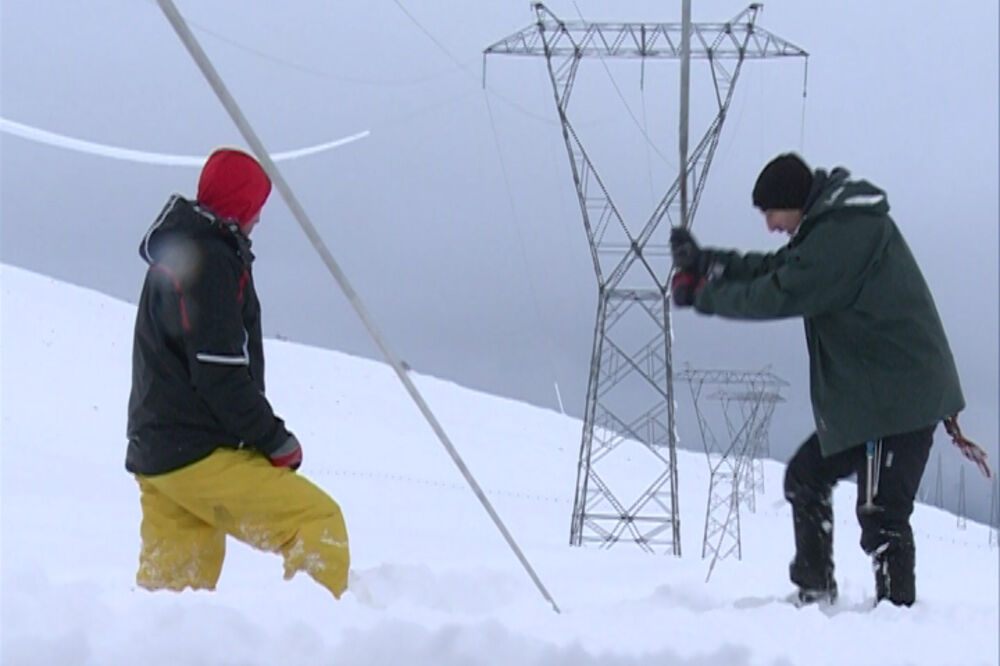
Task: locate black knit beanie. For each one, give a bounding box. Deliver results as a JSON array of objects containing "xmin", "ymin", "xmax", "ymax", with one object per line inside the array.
[{"xmin": 752, "ymin": 153, "xmax": 813, "ymax": 211}]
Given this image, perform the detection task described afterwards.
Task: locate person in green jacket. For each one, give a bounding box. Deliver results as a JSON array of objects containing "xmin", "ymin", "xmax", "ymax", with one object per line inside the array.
[{"xmin": 670, "ymin": 153, "xmax": 965, "ymax": 607}]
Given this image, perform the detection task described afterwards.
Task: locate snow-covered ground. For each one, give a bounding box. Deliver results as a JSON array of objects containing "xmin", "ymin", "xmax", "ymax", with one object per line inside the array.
[{"xmin": 1, "ymin": 264, "xmax": 997, "ymax": 666}]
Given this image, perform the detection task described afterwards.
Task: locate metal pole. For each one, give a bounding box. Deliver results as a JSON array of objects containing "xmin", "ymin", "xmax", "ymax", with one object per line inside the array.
[
  {"xmin": 155, "ymin": 0, "xmax": 560, "ymax": 614},
  {"xmin": 859, "ymin": 440, "xmax": 882, "ymax": 514},
  {"xmin": 678, "ymin": 0, "xmax": 692, "ymax": 228},
  {"xmin": 667, "ymin": 0, "xmax": 693, "ymax": 557}
]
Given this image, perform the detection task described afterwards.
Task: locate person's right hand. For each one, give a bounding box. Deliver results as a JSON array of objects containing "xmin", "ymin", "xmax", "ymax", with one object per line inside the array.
[
  {"xmin": 671, "ymin": 271, "xmax": 704, "ymax": 308},
  {"xmin": 670, "ymin": 227, "xmax": 702, "ymax": 272}
]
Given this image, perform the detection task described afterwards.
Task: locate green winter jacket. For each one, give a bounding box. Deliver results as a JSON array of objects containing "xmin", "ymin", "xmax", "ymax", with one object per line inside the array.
[{"xmin": 694, "ymin": 168, "xmax": 964, "ymax": 456}]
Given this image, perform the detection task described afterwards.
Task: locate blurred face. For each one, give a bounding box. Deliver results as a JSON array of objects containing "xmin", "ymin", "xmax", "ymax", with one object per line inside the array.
[{"xmin": 763, "ymin": 209, "xmax": 803, "ymax": 235}]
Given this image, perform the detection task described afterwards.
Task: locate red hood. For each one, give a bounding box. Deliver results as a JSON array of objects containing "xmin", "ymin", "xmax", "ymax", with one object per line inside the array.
[{"xmin": 196, "ymin": 149, "xmax": 271, "ymax": 230}]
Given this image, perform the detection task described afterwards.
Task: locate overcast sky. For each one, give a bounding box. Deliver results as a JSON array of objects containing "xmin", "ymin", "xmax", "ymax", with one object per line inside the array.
[{"xmin": 1, "ymin": 0, "xmax": 997, "ymax": 521}]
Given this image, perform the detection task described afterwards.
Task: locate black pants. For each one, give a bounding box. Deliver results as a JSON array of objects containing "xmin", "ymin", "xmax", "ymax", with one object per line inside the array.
[{"xmin": 783, "ymin": 425, "xmax": 934, "ymax": 605}]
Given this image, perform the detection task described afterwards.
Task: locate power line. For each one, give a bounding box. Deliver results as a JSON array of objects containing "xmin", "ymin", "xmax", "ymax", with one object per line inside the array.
[
  {"xmin": 799, "ymin": 58, "xmax": 810, "ymax": 152},
  {"xmin": 571, "ymin": 1, "xmax": 674, "ymax": 170},
  {"xmin": 386, "ymin": 0, "xmax": 559, "ymax": 126},
  {"xmin": 389, "ymin": 0, "xmax": 469, "ymax": 73},
  {"xmin": 136, "ymin": 0, "xmax": 562, "ymax": 126},
  {"xmin": 135, "ymin": 0, "xmax": 467, "ymax": 87},
  {"xmin": 640, "ymin": 83, "xmax": 658, "ymax": 207},
  {"xmin": 483, "ymin": 91, "xmax": 568, "ymax": 415},
  {"xmin": 392, "ymin": 0, "xmax": 570, "ymax": 414},
  {"xmin": 189, "ymin": 16, "xmax": 467, "ymax": 87}
]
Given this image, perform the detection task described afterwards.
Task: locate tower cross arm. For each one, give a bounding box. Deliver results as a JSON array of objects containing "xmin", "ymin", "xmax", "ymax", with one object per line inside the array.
[{"xmin": 484, "ymin": 5, "xmax": 807, "ymax": 60}]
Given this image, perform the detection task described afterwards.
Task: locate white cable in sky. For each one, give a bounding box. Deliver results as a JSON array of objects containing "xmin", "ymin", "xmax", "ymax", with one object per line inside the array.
[{"xmin": 0, "ymin": 117, "xmax": 369, "ymax": 166}]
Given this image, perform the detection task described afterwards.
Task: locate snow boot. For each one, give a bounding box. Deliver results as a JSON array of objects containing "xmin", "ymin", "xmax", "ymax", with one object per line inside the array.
[
  {"xmin": 794, "ymin": 579, "xmax": 838, "ymax": 607},
  {"xmin": 873, "ymin": 544, "xmax": 916, "ymax": 607}
]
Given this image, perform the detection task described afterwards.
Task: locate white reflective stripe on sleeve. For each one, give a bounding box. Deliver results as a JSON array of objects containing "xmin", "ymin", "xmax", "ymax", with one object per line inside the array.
[
  {"xmin": 196, "ymin": 352, "xmax": 249, "ymax": 365},
  {"xmin": 824, "ymin": 185, "xmax": 845, "ymax": 205}
]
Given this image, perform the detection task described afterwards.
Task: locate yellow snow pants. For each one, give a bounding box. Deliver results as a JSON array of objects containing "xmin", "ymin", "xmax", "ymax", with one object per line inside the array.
[{"xmin": 134, "ymin": 448, "xmax": 349, "ymax": 597}]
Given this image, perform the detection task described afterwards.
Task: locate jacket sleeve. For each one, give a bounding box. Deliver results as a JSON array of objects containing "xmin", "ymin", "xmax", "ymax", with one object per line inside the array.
[
  {"xmin": 695, "ymin": 220, "xmax": 883, "ymax": 320},
  {"xmin": 710, "ymin": 246, "xmax": 791, "ymax": 280},
  {"xmin": 179, "ymin": 250, "xmax": 289, "ymax": 454}
]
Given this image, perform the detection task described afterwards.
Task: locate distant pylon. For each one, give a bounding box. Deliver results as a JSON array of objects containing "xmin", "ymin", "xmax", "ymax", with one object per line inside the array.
[
  {"xmin": 933, "ymin": 453, "xmax": 944, "ymax": 507},
  {"xmin": 989, "ymin": 479, "xmax": 997, "ymax": 548},
  {"xmin": 739, "ymin": 391, "xmax": 778, "ymax": 514},
  {"xmin": 956, "ymin": 466, "xmax": 967, "ymax": 530},
  {"xmin": 677, "ymin": 367, "xmax": 786, "ymax": 580}
]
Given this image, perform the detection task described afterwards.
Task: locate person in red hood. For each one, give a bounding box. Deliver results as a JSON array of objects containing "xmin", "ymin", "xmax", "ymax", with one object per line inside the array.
[{"xmin": 126, "ymin": 148, "xmax": 350, "ymax": 598}]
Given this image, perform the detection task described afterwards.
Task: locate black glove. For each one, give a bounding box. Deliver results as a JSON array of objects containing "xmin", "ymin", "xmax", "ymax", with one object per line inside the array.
[
  {"xmin": 670, "ymin": 227, "xmax": 719, "ymax": 278},
  {"xmin": 671, "ymin": 271, "xmax": 703, "ymax": 308},
  {"xmin": 670, "ymin": 227, "xmax": 701, "ymax": 272}
]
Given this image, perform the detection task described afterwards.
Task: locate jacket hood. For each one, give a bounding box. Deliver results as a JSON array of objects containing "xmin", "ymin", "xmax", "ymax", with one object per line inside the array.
[
  {"xmin": 197, "ymin": 149, "xmax": 271, "ymax": 231},
  {"xmin": 139, "ymin": 195, "xmax": 253, "ymax": 267},
  {"xmin": 804, "ymin": 167, "xmax": 890, "ymax": 220}
]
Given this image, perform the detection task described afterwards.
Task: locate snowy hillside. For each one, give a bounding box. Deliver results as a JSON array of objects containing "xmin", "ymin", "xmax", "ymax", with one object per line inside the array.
[{"xmin": 1, "ymin": 264, "xmax": 997, "ymax": 666}]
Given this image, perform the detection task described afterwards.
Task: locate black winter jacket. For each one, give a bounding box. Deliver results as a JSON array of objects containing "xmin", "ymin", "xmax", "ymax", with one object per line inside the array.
[{"xmin": 126, "ymin": 195, "xmax": 290, "ymax": 475}]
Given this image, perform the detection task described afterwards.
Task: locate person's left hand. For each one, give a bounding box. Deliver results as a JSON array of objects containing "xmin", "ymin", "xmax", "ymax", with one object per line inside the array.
[{"xmin": 269, "ymin": 433, "xmax": 303, "ymax": 471}]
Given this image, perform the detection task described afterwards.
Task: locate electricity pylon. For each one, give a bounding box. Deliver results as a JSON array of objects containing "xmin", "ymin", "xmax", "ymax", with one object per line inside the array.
[
  {"xmin": 677, "ymin": 368, "xmax": 787, "ymax": 579},
  {"xmin": 485, "ymin": 4, "xmax": 807, "ymax": 554},
  {"xmin": 736, "ymin": 390, "xmax": 781, "ymax": 514},
  {"xmin": 989, "ymin": 479, "xmax": 997, "ymax": 548},
  {"xmin": 956, "ymin": 466, "xmax": 967, "ymax": 530},
  {"xmin": 933, "ymin": 453, "xmax": 944, "ymax": 507}
]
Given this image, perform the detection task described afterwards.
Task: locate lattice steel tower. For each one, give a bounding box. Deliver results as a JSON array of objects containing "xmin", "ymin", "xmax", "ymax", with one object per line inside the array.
[
  {"xmin": 740, "ymin": 388, "xmax": 780, "ymax": 515},
  {"xmin": 485, "ymin": 4, "xmax": 806, "ymax": 553},
  {"xmin": 678, "ymin": 368, "xmax": 786, "ymax": 578},
  {"xmin": 990, "ymin": 479, "xmax": 998, "ymax": 548},
  {"xmin": 956, "ymin": 466, "xmax": 967, "ymax": 530},
  {"xmin": 933, "ymin": 453, "xmax": 944, "ymax": 507}
]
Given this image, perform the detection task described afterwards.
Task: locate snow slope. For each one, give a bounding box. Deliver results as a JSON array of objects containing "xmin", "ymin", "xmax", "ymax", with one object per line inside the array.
[{"xmin": 1, "ymin": 264, "xmax": 997, "ymax": 666}]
